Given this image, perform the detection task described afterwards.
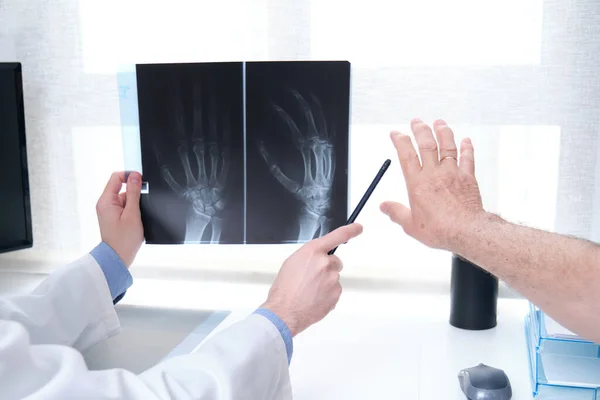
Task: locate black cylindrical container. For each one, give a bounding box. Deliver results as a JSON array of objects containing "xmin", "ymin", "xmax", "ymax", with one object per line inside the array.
[{"xmin": 449, "ymin": 254, "xmax": 498, "ymax": 330}]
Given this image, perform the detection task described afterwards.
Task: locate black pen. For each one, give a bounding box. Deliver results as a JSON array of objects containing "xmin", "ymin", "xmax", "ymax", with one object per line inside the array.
[{"xmin": 328, "ymin": 159, "xmax": 391, "ymax": 255}]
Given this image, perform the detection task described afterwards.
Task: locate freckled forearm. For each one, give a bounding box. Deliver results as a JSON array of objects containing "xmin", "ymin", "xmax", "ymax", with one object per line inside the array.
[{"xmin": 451, "ymin": 211, "xmax": 600, "ymax": 342}]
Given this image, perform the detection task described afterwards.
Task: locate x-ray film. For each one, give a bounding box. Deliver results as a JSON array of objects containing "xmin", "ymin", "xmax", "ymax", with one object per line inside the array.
[
  {"xmin": 120, "ymin": 61, "xmax": 350, "ymax": 245},
  {"xmin": 245, "ymin": 62, "xmax": 350, "ymax": 244}
]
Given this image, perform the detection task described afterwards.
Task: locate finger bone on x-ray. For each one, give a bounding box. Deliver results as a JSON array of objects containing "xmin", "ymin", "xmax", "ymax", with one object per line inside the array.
[
  {"xmin": 155, "ymin": 85, "xmax": 231, "ymax": 244},
  {"xmin": 261, "ymin": 90, "xmax": 336, "ymax": 241}
]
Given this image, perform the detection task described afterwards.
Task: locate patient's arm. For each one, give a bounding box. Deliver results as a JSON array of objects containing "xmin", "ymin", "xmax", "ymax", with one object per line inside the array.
[
  {"xmin": 454, "ymin": 212, "xmax": 600, "ymax": 342},
  {"xmin": 382, "ymin": 119, "xmax": 600, "ymax": 343}
]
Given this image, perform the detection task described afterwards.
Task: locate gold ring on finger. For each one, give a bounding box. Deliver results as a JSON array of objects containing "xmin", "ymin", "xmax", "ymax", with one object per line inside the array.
[{"xmin": 441, "ymin": 156, "xmax": 458, "ymax": 163}]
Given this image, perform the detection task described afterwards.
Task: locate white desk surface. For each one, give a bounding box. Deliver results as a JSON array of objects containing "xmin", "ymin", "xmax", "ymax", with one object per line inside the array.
[
  {"xmin": 0, "ymin": 272, "xmax": 532, "ymax": 399},
  {"xmin": 195, "ymin": 289, "xmax": 532, "ymax": 400}
]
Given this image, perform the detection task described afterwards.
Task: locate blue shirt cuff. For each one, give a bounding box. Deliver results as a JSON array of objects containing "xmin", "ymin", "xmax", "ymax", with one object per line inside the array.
[
  {"xmin": 254, "ymin": 308, "xmax": 293, "ymax": 364},
  {"xmin": 90, "ymin": 242, "xmax": 133, "ymax": 303}
]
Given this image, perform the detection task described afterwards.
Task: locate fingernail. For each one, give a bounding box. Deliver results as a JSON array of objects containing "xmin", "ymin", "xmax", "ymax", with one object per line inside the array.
[
  {"xmin": 411, "ymin": 118, "xmax": 422, "ymax": 124},
  {"xmin": 434, "ymin": 119, "xmax": 447, "ymax": 126},
  {"xmin": 464, "ymin": 138, "xmax": 472, "ymax": 144},
  {"xmin": 130, "ymin": 173, "xmax": 140, "ymax": 185},
  {"xmin": 391, "ymin": 131, "xmax": 402, "ymax": 138}
]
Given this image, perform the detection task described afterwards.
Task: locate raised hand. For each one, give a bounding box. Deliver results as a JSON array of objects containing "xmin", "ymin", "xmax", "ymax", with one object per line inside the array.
[
  {"xmin": 380, "ymin": 119, "xmax": 485, "ymax": 251},
  {"xmin": 155, "ymin": 84, "xmax": 230, "ymax": 244},
  {"xmin": 259, "ymin": 90, "xmax": 336, "ymax": 242}
]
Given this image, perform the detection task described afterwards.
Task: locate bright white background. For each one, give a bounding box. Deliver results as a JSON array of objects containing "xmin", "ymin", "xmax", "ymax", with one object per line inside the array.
[{"xmin": 0, "ymin": 0, "xmax": 598, "ymax": 292}]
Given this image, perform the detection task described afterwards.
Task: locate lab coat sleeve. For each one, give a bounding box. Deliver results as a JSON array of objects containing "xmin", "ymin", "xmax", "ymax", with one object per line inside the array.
[
  {"xmin": 254, "ymin": 307, "xmax": 294, "ymax": 364},
  {"xmin": 0, "ymin": 253, "xmax": 120, "ymax": 352},
  {"xmin": 90, "ymin": 241, "xmax": 134, "ymax": 303},
  {"xmin": 0, "ymin": 314, "xmax": 292, "ymax": 400},
  {"xmin": 137, "ymin": 313, "xmax": 293, "ymax": 399}
]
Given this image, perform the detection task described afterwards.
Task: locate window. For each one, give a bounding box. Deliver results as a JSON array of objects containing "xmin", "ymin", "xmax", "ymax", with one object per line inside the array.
[{"xmin": 1, "ymin": 0, "xmax": 597, "ymax": 290}]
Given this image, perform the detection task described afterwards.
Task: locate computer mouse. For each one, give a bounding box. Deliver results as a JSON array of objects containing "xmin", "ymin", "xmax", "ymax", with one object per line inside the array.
[{"xmin": 458, "ymin": 363, "xmax": 512, "ymax": 400}]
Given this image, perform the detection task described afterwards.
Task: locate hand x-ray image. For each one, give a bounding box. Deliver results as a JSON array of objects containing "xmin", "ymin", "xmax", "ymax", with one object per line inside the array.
[
  {"xmin": 245, "ymin": 62, "xmax": 350, "ymax": 244},
  {"xmin": 135, "ymin": 61, "xmax": 349, "ymax": 244},
  {"xmin": 136, "ymin": 63, "xmax": 244, "ymax": 244}
]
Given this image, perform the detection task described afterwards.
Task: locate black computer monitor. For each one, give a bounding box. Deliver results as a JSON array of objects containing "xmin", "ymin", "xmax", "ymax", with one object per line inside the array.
[{"xmin": 0, "ymin": 62, "xmax": 32, "ymax": 253}]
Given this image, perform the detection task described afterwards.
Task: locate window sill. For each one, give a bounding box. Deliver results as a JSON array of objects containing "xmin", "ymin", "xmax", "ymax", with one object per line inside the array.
[{"xmin": 0, "ymin": 247, "xmax": 520, "ymax": 299}]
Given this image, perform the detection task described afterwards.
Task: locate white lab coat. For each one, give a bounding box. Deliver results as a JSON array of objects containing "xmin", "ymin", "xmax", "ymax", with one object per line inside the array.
[{"xmin": 0, "ymin": 254, "xmax": 292, "ymax": 400}]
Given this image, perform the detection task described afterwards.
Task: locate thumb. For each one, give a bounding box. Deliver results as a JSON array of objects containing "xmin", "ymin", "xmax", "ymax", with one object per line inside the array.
[
  {"xmin": 124, "ymin": 172, "xmax": 142, "ymax": 216},
  {"xmin": 380, "ymin": 201, "xmax": 412, "ymax": 230}
]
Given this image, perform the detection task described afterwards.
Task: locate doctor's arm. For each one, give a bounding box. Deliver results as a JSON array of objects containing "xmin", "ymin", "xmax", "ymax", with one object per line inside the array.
[
  {"xmin": 381, "ymin": 119, "xmax": 600, "ymax": 343},
  {"xmin": 133, "ymin": 224, "xmax": 362, "ymax": 399},
  {"xmin": 1, "ymin": 165, "xmax": 362, "ymax": 399},
  {"xmin": 0, "ymin": 172, "xmax": 144, "ymax": 350}
]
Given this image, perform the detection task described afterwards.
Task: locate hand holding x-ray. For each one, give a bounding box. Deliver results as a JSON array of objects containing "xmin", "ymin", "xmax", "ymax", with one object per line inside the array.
[
  {"xmin": 259, "ymin": 90, "xmax": 336, "ymax": 241},
  {"xmin": 155, "ymin": 84, "xmax": 230, "ymax": 243}
]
